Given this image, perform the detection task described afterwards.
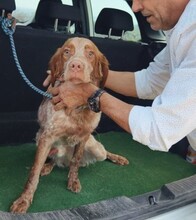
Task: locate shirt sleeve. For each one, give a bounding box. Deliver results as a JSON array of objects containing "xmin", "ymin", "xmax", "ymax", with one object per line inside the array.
[
  {"xmin": 130, "ymin": 70, "xmax": 196, "ymax": 152},
  {"xmin": 135, "ymin": 46, "xmax": 170, "ymax": 100},
  {"xmin": 129, "ymin": 23, "xmax": 196, "ymax": 152}
]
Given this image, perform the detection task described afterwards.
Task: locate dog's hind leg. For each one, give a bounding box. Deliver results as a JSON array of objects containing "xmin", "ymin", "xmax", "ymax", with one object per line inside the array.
[
  {"xmin": 106, "ymin": 151, "xmax": 129, "ymax": 165},
  {"xmin": 81, "ymin": 135, "xmax": 129, "ymax": 166},
  {"xmin": 10, "ymin": 136, "xmax": 52, "ymax": 214},
  {"xmin": 41, "ymin": 160, "xmax": 55, "ymax": 176},
  {"xmin": 40, "ymin": 147, "xmax": 58, "ymax": 176}
]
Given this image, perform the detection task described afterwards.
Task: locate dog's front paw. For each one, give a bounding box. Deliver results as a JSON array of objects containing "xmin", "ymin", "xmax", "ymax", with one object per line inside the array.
[
  {"xmin": 67, "ymin": 177, "xmax": 81, "ymax": 193},
  {"xmin": 10, "ymin": 196, "xmax": 31, "ymax": 214}
]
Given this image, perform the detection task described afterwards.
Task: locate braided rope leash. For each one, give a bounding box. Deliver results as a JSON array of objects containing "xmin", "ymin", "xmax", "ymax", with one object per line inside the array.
[{"xmin": 0, "ymin": 16, "xmax": 52, "ymax": 99}]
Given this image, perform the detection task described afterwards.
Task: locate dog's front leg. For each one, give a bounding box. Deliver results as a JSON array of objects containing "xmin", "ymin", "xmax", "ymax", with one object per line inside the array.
[
  {"xmin": 10, "ymin": 137, "xmax": 51, "ymax": 214},
  {"xmin": 67, "ymin": 138, "xmax": 87, "ymax": 193}
]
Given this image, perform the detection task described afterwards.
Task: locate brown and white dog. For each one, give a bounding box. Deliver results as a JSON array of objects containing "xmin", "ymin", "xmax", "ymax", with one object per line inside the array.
[{"xmin": 10, "ymin": 37, "xmax": 129, "ymax": 213}]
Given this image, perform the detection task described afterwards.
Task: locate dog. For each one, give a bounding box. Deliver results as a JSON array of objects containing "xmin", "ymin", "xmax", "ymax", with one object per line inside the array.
[{"xmin": 10, "ymin": 37, "xmax": 129, "ymax": 213}]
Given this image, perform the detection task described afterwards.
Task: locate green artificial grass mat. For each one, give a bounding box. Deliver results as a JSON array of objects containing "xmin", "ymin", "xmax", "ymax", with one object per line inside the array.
[{"xmin": 0, "ymin": 131, "xmax": 196, "ymax": 213}]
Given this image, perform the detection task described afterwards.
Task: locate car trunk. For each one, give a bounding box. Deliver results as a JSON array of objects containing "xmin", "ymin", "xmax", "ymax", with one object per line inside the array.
[
  {"xmin": 0, "ymin": 132, "xmax": 196, "ymax": 219},
  {"xmin": 0, "ymin": 23, "xmax": 196, "ymax": 219}
]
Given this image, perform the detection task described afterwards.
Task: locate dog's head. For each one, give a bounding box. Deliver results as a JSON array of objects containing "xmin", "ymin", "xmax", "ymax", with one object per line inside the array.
[{"xmin": 49, "ymin": 37, "xmax": 109, "ymax": 88}]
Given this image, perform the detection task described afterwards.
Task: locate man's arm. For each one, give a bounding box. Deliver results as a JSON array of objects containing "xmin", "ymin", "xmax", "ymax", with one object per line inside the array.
[
  {"xmin": 51, "ymin": 81, "xmax": 134, "ymax": 133},
  {"xmin": 106, "ymin": 70, "xmax": 138, "ymax": 97},
  {"xmin": 99, "ymin": 91, "xmax": 133, "ymax": 133}
]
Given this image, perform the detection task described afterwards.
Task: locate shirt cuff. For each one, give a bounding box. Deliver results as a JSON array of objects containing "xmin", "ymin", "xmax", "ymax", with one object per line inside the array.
[
  {"xmin": 129, "ymin": 105, "xmax": 169, "ymax": 152},
  {"xmin": 129, "ymin": 105, "xmax": 152, "ymax": 145},
  {"xmin": 135, "ymin": 70, "xmax": 154, "ymax": 99}
]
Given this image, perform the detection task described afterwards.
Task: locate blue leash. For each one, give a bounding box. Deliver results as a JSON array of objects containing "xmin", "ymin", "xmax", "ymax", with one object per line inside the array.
[{"xmin": 0, "ymin": 16, "xmax": 52, "ymax": 99}]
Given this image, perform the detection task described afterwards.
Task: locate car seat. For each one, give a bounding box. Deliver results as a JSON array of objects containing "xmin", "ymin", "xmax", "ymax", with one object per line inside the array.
[{"xmin": 95, "ymin": 8, "xmax": 133, "ymax": 38}]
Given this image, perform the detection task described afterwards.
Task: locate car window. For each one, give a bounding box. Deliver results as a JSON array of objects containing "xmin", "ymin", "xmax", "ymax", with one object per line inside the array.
[
  {"xmin": 12, "ymin": 0, "xmax": 73, "ymax": 26},
  {"xmin": 90, "ymin": 0, "xmax": 141, "ymax": 41}
]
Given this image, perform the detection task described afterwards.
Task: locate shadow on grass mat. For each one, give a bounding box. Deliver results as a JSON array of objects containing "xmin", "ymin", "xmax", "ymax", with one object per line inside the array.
[{"xmin": 0, "ymin": 131, "xmax": 195, "ymax": 213}]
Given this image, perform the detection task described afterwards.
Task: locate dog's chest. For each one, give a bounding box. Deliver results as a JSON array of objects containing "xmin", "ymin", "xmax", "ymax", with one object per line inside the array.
[{"xmin": 38, "ymin": 99, "xmax": 101, "ymax": 139}]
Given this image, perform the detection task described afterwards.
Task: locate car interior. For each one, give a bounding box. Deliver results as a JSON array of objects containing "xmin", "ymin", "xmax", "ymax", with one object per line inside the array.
[{"xmin": 0, "ymin": 0, "xmax": 195, "ymax": 219}]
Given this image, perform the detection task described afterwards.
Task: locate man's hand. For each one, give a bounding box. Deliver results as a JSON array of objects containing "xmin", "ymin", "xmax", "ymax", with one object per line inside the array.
[
  {"xmin": 43, "ymin": 70, "xmax": 52, "ymax": 87},
  {"xmin": 50, "ymin": 81, "xmax": 97, "ymax": 111}
]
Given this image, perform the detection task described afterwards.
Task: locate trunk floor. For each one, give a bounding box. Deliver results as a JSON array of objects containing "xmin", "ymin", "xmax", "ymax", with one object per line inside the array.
[{"xmin": 0, "ymin": 131, "xmax": 195, "ymax": 213}]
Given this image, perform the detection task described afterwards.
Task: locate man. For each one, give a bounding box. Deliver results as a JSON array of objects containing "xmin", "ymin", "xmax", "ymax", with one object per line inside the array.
[{"xmin": 45, "ymin": 0, "xmax": 196, "ymax": 163}]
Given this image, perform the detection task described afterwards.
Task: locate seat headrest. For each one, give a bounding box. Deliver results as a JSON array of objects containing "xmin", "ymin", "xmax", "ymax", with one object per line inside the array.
[
  {"xmin": 35, "ymin": 1, "xmax": 81, "ymax": 28},
  {"xmin": 95, "ymin": 8, "xmax": 134, "ymax": 37},
  {"xmin": 0, "ymin": 0, "xmax": 16, "ymax": 13}
]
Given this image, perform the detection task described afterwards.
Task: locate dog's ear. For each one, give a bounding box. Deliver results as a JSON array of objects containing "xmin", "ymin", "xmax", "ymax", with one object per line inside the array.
[
  {"xmin": 48, "ymin": 47, "xmax": 65, "ymax": 86},
  {"xmin": 92, "ymin": 50, "xmax": 109, "ymax": 88},
  {"xmin": 99, "ymin": 53, "xmax": 109, "ymax": 88}
]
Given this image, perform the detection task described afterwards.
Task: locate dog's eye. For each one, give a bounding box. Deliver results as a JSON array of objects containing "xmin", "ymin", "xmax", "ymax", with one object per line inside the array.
[
  {"xmin": 88, "ymin": 51, "xmax": 94, "ymax": 58},
  {"xmin": 64, "ymin": 48, "xmax": 71, "ymax": 56}
]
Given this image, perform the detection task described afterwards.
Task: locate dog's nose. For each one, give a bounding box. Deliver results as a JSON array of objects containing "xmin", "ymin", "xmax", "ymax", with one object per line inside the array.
[{"xmin": 69, "ymin": 60, "xmax": 84, "ymax": 72}]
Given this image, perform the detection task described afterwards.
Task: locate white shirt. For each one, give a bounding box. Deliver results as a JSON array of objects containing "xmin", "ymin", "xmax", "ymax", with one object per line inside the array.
[{"xmin": 129, "ymin": 0, "xmax": 196, "ymax": 152}]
